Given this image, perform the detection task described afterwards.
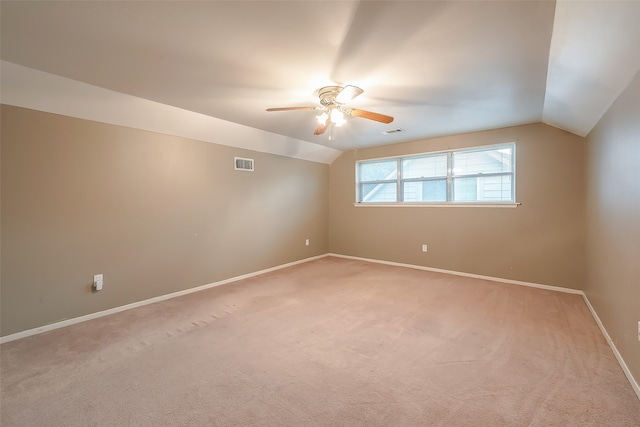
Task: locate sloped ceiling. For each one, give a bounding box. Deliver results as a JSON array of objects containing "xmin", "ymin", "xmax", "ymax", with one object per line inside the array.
[{"xmin": 1, "ymin": 1, "xmax": 639, "ymax": 163}]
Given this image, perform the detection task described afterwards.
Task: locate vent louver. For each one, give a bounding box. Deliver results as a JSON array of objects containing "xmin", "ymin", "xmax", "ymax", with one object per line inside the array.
[{"xmin": 234, "ymin": 157, "xmax": 254, "ymax": 171}]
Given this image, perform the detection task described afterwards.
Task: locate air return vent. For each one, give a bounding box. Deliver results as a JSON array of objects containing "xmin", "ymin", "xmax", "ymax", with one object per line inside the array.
[
  {"xmin": 383, "ymin": 128, "xmax": 404, "ymax": 135},
  {"xmin": 234, "ymin": 157, "xmax": 254, "ymax": 171}
]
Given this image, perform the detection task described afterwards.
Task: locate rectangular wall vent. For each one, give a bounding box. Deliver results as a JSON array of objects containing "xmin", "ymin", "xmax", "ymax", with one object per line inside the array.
[
  {"xmin": 234, "ymin": 157, "xmax": 254, "ymax": 171},
  {"xmin": 383, "ymin": 128, "xmax": 404, "ymax": 135}
]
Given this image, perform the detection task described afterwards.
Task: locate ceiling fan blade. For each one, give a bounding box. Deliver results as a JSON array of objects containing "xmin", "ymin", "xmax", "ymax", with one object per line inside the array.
[
  {"xmin": 348, "ymin": 109, "xmax": 394, "ymax": 124},
  {"xmin": 314, "ymin": 119, "xmax": 329, "ymax": 135},
  {"xmin": 335, "ymin": 85, "xmax": 364, "ymax": 104},
  {"xmin": 266, "ymin": 106, "xmax": 317, "ymax": 112}
]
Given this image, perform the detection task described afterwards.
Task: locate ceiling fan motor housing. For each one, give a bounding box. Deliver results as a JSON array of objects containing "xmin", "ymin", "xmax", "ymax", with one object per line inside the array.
[{"xmin": 318, "ymin": 86, "xmax": 344, "ymax": 106}]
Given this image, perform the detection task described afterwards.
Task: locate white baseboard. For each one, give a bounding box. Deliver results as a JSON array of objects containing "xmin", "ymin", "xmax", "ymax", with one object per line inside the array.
[
  {"xmin": 0, "ymin": 254, "xmax": 329, "ymax": 344},
  {"xmin": 580, "ymin": 293, "xmax": 640, "ymax": 401},
  {"xmin": 328, "ymin": 253, "xmax": 582, "ymax": 294}
]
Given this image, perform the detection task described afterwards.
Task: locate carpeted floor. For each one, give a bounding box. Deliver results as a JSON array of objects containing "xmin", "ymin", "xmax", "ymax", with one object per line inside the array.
[{"xmin": 2, "ymin": 257, "xmax": 639, "ymax": 426}]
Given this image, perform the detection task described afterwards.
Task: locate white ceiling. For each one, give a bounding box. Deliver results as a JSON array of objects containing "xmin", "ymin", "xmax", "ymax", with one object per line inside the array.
[{"xmin": 1, "ymin": 1, "xmax": 639, "ymax": 160}]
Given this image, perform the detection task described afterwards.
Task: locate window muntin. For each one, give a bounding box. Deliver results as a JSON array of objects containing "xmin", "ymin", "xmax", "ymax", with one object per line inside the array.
[{"xmin": 356, "ymin": 144, "xmax": 515, "ymax": 204}]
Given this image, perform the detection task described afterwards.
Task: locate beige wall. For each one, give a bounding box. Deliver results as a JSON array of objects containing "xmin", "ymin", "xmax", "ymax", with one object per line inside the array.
[
  {"xmin": 585, "ymin": 71, "xmax": 640, "ymax": 384},
  {"xmin": 1, "ymin": 105, "xmax": 329, "ymax": 336},
  {"xmin": 329, "ymin": 123, "xmax": 586, "ymax": 289}
]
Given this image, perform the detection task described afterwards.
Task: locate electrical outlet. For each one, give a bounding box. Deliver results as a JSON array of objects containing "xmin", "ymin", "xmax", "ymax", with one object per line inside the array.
[
  {"xmin": 305, "ymin": 239, "xmax": 310, "ymax": 246},
  {"xmin": 422, "ymin": 244, "xmax": 428, "ymax": 252},
  {"xmin": 637, "ymin": 321, "xmax": 640, "ymax": 342}
]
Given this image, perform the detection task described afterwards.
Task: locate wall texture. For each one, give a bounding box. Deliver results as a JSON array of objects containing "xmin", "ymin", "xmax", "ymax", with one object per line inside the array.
[
  {"xmin": 1, "ymin": 105, "xmax": 329, "ymax": 336},
  {"xmin": 585, "ymin": 71, "xmax": 640, "ymax": 385},
  {"xmin": 329, "ymin": 123, "xmax": 586, "ymax": 290}
]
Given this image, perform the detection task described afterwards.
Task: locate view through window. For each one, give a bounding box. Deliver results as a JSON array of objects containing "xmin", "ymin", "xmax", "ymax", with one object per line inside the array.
[{"xmin": 356, "ymin": 144, "xmax": 515, "ymax": 204}]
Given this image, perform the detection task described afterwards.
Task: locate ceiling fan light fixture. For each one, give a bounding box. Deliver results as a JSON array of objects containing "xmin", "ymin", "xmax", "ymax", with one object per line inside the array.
[
  {"xmin": 330, "ymin": 108, "xmax": 346, "ymax": 126},
  {"xmin": 316, "ymin": 112, "xmax": 329, "ymax": 124}
]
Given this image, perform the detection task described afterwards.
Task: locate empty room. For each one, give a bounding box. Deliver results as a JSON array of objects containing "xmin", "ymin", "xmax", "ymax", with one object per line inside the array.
[{"xmin": 1, "ymin": 1, "xmax": 639, "ymax": 425}]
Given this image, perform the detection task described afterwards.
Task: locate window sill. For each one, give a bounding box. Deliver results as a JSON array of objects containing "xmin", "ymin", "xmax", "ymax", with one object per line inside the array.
[{"xmin": 353, "ymin": 202, "xmax": 520, "ymax": 208}]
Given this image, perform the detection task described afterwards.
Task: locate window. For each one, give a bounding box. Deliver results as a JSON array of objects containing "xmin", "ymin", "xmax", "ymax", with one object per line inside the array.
[{"xmin": 356, "ymin": 144, "xmax": 515, "ymax": 204}]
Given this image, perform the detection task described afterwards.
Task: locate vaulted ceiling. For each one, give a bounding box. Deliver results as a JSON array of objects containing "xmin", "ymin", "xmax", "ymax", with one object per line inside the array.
[{"xmin": 1, "ymin": 1, "xmax": 639, "ymax": 162}]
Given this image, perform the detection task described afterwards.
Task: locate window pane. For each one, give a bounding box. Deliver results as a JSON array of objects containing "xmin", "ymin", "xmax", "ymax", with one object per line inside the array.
[
  {"xmin": 403, "ymin": 180, "xmax": 447, "ymax": 202},
  {"xmin": 452, "ymin": 146, "xmax": 513, "ymax": 176},
  {"xmin": 359, "ymin": 160, "xmax": 397, "ymax": 181},
  {"xmin": 402, "ymin": 154, "xmax": 447, "ymax": 179},
  {"xmin": 361, "ymin": 182, "xmax": 397, "ymax": 202},
  {"xmin": 453, "ymin": 175, "xmax": 513, "ymax": 202}
]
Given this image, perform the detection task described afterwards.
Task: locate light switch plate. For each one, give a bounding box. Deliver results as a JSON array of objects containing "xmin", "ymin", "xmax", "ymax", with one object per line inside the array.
[{"xmin": 93, "ymin": 274, "xmax": 103, "ymax": 291}]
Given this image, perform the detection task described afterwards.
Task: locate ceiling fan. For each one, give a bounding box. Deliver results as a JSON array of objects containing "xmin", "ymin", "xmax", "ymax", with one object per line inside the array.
[{"xmin": 266, "ymin": 85, "xmax": 394, "ymax": 136}]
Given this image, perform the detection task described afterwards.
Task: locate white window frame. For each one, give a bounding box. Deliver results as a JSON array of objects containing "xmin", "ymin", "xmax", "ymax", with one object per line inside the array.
[{"xmin": 355, "ymin": 143, "xmax": 517, "ymax": 207}]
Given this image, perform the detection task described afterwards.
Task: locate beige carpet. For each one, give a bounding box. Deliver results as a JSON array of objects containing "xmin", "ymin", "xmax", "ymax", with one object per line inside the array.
[{"xmin": 2, "ymin": 257, "xmax": 639, "ymax": 426}]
